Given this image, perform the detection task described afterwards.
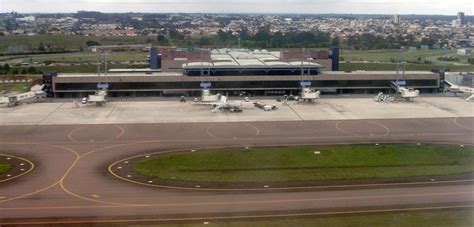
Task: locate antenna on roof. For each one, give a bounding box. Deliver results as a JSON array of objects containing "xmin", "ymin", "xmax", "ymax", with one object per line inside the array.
[
  {"xmin": 97, "ymin": 51, "xmax": 101, "ymax": 77},
  {"xmin": 299, "ymin": 48, "xmax": 313, "ymax": 89},
  {"xmin": 301, "ymin": 48, "xmax": 305, "ymax": 81},
  {"xmin": 397, "ymin": 47, "xmax": 406, "ymax": 82},
  {"xmin": 200, "ymin": 50, "xmax": 203, "ymax": 77},
  {"xmin": 200, "ymin": 48, "xmax": 211, "ymax": 91},
  {"xmin": 96, "ymin": 48, "xmax": 109, "ymax": 90}
]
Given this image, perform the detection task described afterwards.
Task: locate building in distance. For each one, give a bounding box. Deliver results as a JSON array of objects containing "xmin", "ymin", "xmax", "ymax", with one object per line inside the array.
[
  {"xmin": 393, "ymin": 14, "xmax": 401, "ymax": 24},
  {"xmin": 458, "ymin": 12, "xmax": 465, "ymax": 25}
]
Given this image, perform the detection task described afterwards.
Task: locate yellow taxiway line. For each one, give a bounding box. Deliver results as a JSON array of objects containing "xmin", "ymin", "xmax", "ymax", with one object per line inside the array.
[{"xmin": 0, "ymin": 153, "xmax": 35, "ymax": 183}]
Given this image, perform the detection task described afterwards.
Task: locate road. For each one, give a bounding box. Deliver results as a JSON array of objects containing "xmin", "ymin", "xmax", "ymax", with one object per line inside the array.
[{"xmin": 0, "ymin": 117, "xmax": 473, "ymax": 224}]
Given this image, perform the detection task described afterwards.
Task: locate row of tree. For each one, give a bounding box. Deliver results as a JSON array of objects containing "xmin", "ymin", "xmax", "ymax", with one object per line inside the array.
[
  {"xmin": 156, "ymin": 27, "xmax": 442, "ymax": 50},
  {"xmin": 345, "ymin": 34, "xmax": 440, "ymax": 50},
  {"xmin": 0, "ymin": 64, "xmax": 40, "ymax": 75},
  {"xmin": 157, "ymin": 27, "xmax": 332, "ymax": 49}
]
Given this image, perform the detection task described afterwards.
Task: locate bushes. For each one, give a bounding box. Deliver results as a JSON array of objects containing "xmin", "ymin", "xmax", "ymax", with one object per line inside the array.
[
  {"xmin": 27, "ymin": 66, "xmax": 37, "ymax": 74},
  {"xmin": 1, "ymin": 65, "xmax": 41, "ymax": 75},
  {"xmin": 86, "ymin": 40, "xmax": 101, "ymax": 47},
  {"xmin": 438, "ymin": 56, "xmax": 460, "ymax": 62}
]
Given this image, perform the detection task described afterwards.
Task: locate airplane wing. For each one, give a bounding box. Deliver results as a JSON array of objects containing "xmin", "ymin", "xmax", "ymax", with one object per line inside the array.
[
  {"xmin": 466, "ymin": 94, "xmax": 474, "ymax": 101},
  {"xmin": 193, "ymin": 102, "xmax": 221, "ymax": 106},
  {"xmin": 211, "ymin": 105, "xmax": 223, "ymax": 113},
  {"xmin": 227, "ymin": 101, "xmax": 243, "ymax": 107}
]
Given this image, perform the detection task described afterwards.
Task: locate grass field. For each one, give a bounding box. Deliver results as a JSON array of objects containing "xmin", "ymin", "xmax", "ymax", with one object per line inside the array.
[
  {"xmin": 126, "ymin": 209, "xmax": 474, "ymax": 227},
  {"xmin": 341, "ymin": 49, "xmax": 455, "ymax": 62},
  {"xmin": 0, "ymin": 82, "xmax": 31, "ymax": 93},
  {"xmin": 340, "ymin": 63, "xmax": 474, "ymax": 72},
  {"xmin": 133, "ymin": 145, "xmax": 474, "ymax": 183},
  {"xmin": 0, "ymin": 160, "xmax": 11, "ymax": 174},
  {"xmin": 0, "ymin": 35, "xmax": 157, "ymax": 53},
  {"xmin": 17, "ymin": 63, "xmax": 148, "ymax": 74},
  {"xmin": 2, "ymin": 51, "xmax": 149, "ymax": 65}
]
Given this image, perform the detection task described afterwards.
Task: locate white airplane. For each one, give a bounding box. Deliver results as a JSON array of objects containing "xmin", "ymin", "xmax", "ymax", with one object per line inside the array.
[
  {"xmin": 446, "ymin": 81, "xmax": 474, "ymax": 101},
  {"xmin": 300, "ymin": 87, "xmax": 321, "ymax": 103},
  {"xmin": 390, "ymin": 81, "xmax": 419, "ymax": 101},
  {"xmin": 194, "ymin": 94, "xmax": 243, "ymax": 113},
  {"xmin": 398, "ymin": 87, "xmax": 420, "ymax": 100}
]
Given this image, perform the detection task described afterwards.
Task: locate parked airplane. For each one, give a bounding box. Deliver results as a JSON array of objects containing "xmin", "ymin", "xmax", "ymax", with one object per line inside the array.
[
  {"xmin": 300, "ymin": 87, "xmax": 321, "ymax": 103},
  {"xmin": 194, "ymin": 94, "xmax": 243, "ymax": 112},
  {"xmin": 390, "ymin": 81, "xmax": 419, "ymax": 101},
  {"xmin": 446, "ymin": 81, "xmax": 474, "ymax": 101}
]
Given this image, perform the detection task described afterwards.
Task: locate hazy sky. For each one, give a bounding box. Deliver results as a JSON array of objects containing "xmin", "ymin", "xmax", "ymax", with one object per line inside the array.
[{"xmin": 0, "ymin": 0, "xmax": 472, "ymax": 15}]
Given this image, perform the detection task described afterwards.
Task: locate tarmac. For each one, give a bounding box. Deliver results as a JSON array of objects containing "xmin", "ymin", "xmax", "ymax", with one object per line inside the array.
[
  {"xmin": 0, "ymin": 97, "xmax": 473, "ymax": 125},
  {"xmin": 0, "ymin": 97, "xmax": 473, "ymax": 224}
]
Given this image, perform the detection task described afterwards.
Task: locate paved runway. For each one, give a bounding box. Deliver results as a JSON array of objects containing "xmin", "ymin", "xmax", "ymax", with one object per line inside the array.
[{"xmin": 0, "ymin": 117, "xmax": 473, "ymax": 224}]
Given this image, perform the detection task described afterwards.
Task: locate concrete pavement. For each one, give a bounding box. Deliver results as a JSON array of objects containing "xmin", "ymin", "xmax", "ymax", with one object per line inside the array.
[{"xmin": 0, "ymin": 117, "xmax": 473, "ymax": 224}]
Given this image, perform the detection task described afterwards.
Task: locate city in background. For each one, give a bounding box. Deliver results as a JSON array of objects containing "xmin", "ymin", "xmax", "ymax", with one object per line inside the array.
[{"xmin": 0, "ymin": 11, "xmax": 472, "ymax": 79}]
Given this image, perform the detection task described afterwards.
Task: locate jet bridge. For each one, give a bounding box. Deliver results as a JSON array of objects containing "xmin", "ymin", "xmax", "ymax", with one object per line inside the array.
[
  {"xmin": 0, "ymin": 84, "xmax": 46, "ymax": 107},
  {"xmin": 201, "ymin": 89, "xmax": 219, "ymax": 102},
  {"xmin": 298, "ymin": 73, "xmax": 321, "ymax": 103},
  {"xmin": 84, "ymin": 89, "xmax": 107, "ymax": 105},
  {"xmin": 390, "ymin": 81, "xmax": 419, "ymax": 101},
  {"xmin": 300, "ymin": 87, "xmax": 321, "ymax": 102}
]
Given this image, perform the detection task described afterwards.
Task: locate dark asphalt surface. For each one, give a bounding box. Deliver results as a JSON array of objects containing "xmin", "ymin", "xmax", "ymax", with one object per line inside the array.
[{"xmin": 0, "ymin": 117, "xmax": 473, "ymax": 224}]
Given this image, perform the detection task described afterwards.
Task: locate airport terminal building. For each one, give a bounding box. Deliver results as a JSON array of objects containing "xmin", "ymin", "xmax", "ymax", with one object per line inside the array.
[
  {"xmin": 49, "ymin": 71, "xmax": 440, "ymax": 98},
  {"xmin": 45, "ymin": 48, "xmax": 442, "ymax": 98}
]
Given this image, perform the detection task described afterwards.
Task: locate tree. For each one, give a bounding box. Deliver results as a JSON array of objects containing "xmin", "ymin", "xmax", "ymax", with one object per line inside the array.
[
  {"xmin": 345, "ymin": 34, "xmax": 400, "ymax": 50},
  {"xmin": 27, "ymin": 66, "xmax": 37, "ymax": 74},
  {"xmin": 5, "ymin": 20, "xmax": 14, "ymax": 32},
  {"xmin": 3, "ymin": 63, "xmax": 10, "ymax": 72},
  {"xmin": 157, "ymin": 34, "xmax": 169, "ymax": 45},
  {"xmin": 21, "ymin": 68, "xmax": 28, "ymax": 74},
  {"xmin": 270, "ymin": 31, "xmax": 285, "ymax": 48},
  {"xmin": 197, "ymin": 36, "xmax": 212, "ymax": 46},
  {"xmin": 11, "ymin": 68, "xmax": 19, "ymax": 75},
  {"xmin": 86, "ymin": 40, "xmax": 101, "ymax": 47},
  {"xmin": 420, "ymin": 38, "xmax": 435, "ymax": 48},
  {"xmin": 239, "ymin": 26, "xmax": 250, "ymax": 39},
  {"xmin": 169, "ymin": 29, "xmax": 184, "ymax": 40},
  {"xmin": 254, "ymin": 27, "xmax": 271, "ymax": 41},
  {"xmin": 217, "ymin": 29, "xmax": 227, "ymax": 41},
  {"xmin": 331, "ymin": 36, "xmax": 340, "ymax": 47},
  {"xmin": 38, "ymin": 42, "xmax": 46, "ymax": 51}
]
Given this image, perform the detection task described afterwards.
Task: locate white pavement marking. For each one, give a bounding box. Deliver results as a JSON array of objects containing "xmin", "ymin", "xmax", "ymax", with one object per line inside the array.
[{"xmin": 453, "ymin": 118, "xmax": 474, "ymax": 131}]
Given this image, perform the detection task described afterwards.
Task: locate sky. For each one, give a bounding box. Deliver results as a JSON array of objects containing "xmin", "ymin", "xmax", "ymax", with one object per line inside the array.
[{"xmin": 0, "ymin": 0, "xmax": 472, "ymax": 15}]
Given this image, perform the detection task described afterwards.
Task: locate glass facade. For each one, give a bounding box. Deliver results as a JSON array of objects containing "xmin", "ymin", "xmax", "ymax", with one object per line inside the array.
[{"xmin": 55, "ymin": 79, "xmax": 437, "ymax": 91}]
